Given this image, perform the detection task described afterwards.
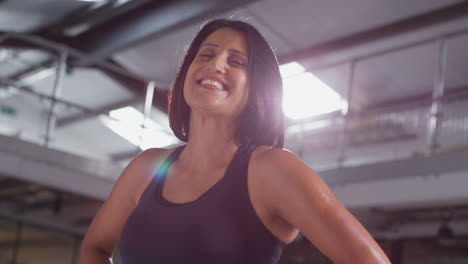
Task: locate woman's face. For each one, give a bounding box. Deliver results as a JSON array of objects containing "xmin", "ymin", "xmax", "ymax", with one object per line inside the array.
[{"xmin": 183, "ymin": 27, "xmax": 249, "ymax": 118}]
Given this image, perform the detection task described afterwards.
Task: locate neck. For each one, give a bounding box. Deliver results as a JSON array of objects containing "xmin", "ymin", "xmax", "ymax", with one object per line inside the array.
[{"xmin": 178, "ymin": 111, "xmax": 240, "ymax": 173}]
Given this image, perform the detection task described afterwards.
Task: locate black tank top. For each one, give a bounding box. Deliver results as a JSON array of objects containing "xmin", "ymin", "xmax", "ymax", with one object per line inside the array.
[{"xmin": 119, "ymin": 143, "xmax": 284, "ymax": 263}]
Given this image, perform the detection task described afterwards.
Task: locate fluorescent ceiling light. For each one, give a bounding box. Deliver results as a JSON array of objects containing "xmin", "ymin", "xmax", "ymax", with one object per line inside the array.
[
  {"xmin": 280, "ymin": 62, "xmax": 344, "ymax": 119},
  {"xmin": 78, "ymin": 0, "xmax": 130, "ymax": 4},
  {"xmin": 101, "ymin": 106, "xmax": 179, "ymax": 149},
  {"xmin": 20, "ymin": 67, "xmax": 55, "ymax": 85},
  {"xmin": 0, "ymin": 123, "xmax": 19, "ymax": 136},
  {"xmin": 0, "ymin": 86, "xmax": 19, "ymax": 100},
  {"xmin": 115, "ymin": 0, "xmax": 132, "ymax": 5}
]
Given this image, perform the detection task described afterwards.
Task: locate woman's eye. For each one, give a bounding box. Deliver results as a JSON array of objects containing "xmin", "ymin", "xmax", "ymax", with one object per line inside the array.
[
  {"xmin": 229, "ymin": 59, "xmax": 246, "ymax": 67},
  {"xmin": 199, "ymin": 53, "xmax": 213, "ymax": 59}
]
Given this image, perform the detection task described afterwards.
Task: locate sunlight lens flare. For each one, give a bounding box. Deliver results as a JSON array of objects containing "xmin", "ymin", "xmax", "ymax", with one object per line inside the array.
[{"xmin": 280, "ymin": 62, "xmax": 344, "ymax": 119}]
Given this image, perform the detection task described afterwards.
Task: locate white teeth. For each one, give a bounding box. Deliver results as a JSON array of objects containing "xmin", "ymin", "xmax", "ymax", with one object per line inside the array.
[{"xmin": 200, "ymin": 79, "xmax": 224, "ymax": 90}]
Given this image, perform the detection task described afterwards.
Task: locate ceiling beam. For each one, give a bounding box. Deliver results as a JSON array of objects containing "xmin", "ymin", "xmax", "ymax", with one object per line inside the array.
[
  {"xmin": 97, "ymin": 63, "xmax": 170, "ymax": 112},
  {"xmin": 2, "ymin": 133, "xmax": 468, "ymax": 210},
  {"xmin": 320, "ymin": 147, "xmax": 468, "ymax": 186},
  {"xmin": 0, "ymin": 35, "xmax": 55, "ymax": 51},
  {"xmin": 2, "ymin": 0, "xmax": 255, "ymax": 127},
  {"xmin": 361, "ymin": 84, "xmax": 468, "ymax": 112},
  {"xmin": 0, "ymin": 134, "xmax": 118, "ymax": 201},
  {"xmin": 0, "ymin": 36, "xmax": 165, "ymax": 116},
  {"xmin": 51, "ymin": 0, "xmax": 256, "ymax": 64},
  {"xmin": 0, "ymin": 210, "xmax": 86, "ymax": 237},
  {"xmin": 278, "ymin": 1, "xmax": 468, "ymax": 64},
  {"xmin": 6, "ymin": 59, "xmax": 57, "ymax": 81},
  {"xmin": 32, "ymin": 0, "xmax": 150, "ymax": 37},
  {"xmin": 0, "ymin": 79, "xmax": 91, "ymax": 114},
  {"xmin": 55, "ymin": 96, "xmax": 142, "ymax": 128}
]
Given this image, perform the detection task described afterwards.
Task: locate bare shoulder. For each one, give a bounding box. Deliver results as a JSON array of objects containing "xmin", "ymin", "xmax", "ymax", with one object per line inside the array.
[
  {"xmin": 249, "ymin": 145, "xmax": 330, "ymax": 215},
  {"xmin": 249, "ymin": 146, "xmax": 391, "ymax": 263},
  {"xmin": 81, "ymin": 146, "xmax": 180, "ymax": 258},
  {"xmin": 250, "ymin": 146, "xmax": 309, "ymax": 176},
  {"xmin": 251, "ymin": 146, "xmax": 329, "ymax": 198},
  {"xmin": 122, "ymin": 147, "xmax": 174, "ymax": 179},
  {"xmin": 115, "ymin": 147, "xmax": 177, "ymax": 205},
  {"xmin": 128, "ymin": 147, "xmax": 174, "ymax": 169}
]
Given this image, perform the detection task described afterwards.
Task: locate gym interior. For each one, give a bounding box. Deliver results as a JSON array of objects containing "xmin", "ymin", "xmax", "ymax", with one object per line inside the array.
[{"xmin": 1, "ymin": 0, "xmax": 468, "ymax": 263}]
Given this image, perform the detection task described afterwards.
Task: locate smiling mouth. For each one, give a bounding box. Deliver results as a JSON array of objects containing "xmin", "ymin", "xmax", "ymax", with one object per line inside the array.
[{"xmin": 197, "ymin": 78, "xmax": 228, "ymax": 91}]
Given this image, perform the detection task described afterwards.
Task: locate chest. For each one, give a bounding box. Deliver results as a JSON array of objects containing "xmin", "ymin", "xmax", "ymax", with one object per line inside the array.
[
  {"xmin": 120, "ymin": 169, "xmax": 281, "ymax": 263},
  {"xmin": 160, "ymin": 159, "xmax": 294, "ymax": 244},
  {"xmin": 161, "ymin": 167, "xmax": 227, "ymax": 204}
]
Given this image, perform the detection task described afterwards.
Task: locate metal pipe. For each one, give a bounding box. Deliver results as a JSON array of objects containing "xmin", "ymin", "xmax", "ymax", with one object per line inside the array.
[
  {"xmin": 0, "ymin": 32, "xmax": 11, "ymax": 44},
  {"xmin": 11, "ymin": 222, "xmax": 23, "ymax": 264},
  {"xmin": 297, "ymin": 123, "xmax": 305, "ymax": 159},
  {"xmin": 6, "ymin": 32, "xmax": 149, "ymax": 83},
  {"xmin": 0, "ymin": 210, "xmax": 86, "ymax": 236},
  {"xmin": 56, "ymin": 96, "xmax": 141, "ymax": 128},
  {"xmin": 143, "ymin": 81, "xmax": 156, "ymax": 126},
  {"xmin": 44, "ymin": 51, "xmax": 68, "ymax": 147},
  {"xmin": 0, "ymin": 79, "xmax": 90, "ymax": 112},
  {"xmin": 427, "ymin": 39, "xmax": 447, "ymax": 153},
  {"xmin": 71, "ymin": 236, "xmax": 80, "ymax": 264},
  {"xmin": 337, "ymin": 60, "xmax": 355, "ymax": 166},
  {"xmin": 307, "ymin": 28, "xmax": 468, "ymax": 73}
]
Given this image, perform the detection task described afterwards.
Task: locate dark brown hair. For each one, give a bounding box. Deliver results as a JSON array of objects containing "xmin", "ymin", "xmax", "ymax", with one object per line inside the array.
[{"xmin": 168, "ymin": 19, "xmax": 284, "ymax": 148}]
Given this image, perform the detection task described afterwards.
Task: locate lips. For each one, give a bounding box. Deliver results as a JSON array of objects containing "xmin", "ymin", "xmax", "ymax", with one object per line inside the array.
[{"xmin": 197, "ymin": 76, "xmax": 229, "ymax": 91}]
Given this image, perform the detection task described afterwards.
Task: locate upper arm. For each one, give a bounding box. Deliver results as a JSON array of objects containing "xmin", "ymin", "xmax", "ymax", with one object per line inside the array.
[
  {"xmin": 81, "ymin": 148, "xmax": 168, "ymax": 257},
  {"xmin": 253, "ymin": 148, "xmax": 390, "ymax": 264}
]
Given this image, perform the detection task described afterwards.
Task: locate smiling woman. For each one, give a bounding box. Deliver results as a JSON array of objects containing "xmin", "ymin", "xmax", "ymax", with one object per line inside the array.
[
  {"xmin": 80, "ymin": 19, "xmax": 391, "ymax": 264},
  {"xmin": 183, "ymin": 27, "xmax": 250, "ymax": 119},
  {"xmin": 169, "ymin": 19, "xmax": 285, "ymax": 148}
]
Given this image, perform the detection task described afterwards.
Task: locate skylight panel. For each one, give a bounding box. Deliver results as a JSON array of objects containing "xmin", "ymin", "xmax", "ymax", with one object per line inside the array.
[
  {"xmin": 280, "ymin": 62, "xmax": 344, "ymax": 119},
  {"xmin": 101, "ymin": 106, "xmax": 179, "ymax": 149}
]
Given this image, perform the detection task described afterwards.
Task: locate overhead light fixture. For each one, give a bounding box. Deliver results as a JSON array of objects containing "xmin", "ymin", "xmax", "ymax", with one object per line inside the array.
[
  {"xmin": 0, "ymin": 123, "xmax": 20, "ymax": 137},
  {"xmin": 0, "ymin": 49, "xmax": 12, "ymax": 63},
  {"xmin": 115, "ymin": 0, "xmax": 132, "ymax": 6},
  {"xmin": 280, "ymin": 62, "xmax": 344, "ymax": 119},
  {"xmin": 100, "ymin": 106, "xmax": 179, "ymax": 149},
  {"xmin": 76, "ymin": 0, "xmax": 131, "ymax": 5},
  {"xmin": 0, "ymin": 85, "xmax": 19, "ymax": 100},
  {"xmin": 20, "ymin": 67, "xmax": 56, "ymax": 85}
]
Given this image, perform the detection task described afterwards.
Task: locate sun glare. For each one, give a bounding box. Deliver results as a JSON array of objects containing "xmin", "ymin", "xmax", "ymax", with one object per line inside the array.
[{"xmin": 280, "ymin": 62, "xmax": 344, "ymax": 119}]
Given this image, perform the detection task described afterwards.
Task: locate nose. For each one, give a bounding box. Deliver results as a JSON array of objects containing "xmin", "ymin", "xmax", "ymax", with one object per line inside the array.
[{"xmin": 207, "ymin": 54, "xmax": 226, "ymax": 74}]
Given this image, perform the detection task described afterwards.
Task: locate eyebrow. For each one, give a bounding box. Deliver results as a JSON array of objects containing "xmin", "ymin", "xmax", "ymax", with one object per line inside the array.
[{"xmin": 201, "ymin": 43, "xmax": 248, "ymax": 58}]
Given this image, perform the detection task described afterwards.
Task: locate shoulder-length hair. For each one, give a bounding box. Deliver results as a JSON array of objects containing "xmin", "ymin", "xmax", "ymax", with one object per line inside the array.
[{"xmin": 168, "ymin": 19, "xmax": 284, "ymax": 148}]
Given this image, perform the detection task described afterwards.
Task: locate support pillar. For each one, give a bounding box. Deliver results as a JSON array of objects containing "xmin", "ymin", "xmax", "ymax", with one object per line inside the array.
[
  {"xmin": 337, "ymin": 60, "xmax": 356, "ymax": 166},
  {"xmin": 44, "ymin": 51, "xmax": 68, "ymax": 147},
  {"xmin": 426, "ymin": 39, "xmax": 447, "ymax": 153}
]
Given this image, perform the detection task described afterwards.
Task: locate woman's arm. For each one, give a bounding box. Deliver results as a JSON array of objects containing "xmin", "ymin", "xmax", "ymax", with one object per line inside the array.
[
  {"xmin": 252, "ymin": 148, "xmax": 391, "ymax": 264},
  {"xmin": 80, "ymin": 148, "xmax": 167, "ymax": 264}
]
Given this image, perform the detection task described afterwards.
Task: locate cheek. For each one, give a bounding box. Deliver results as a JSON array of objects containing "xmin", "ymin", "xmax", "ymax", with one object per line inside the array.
[
  {"xmin": 184, "ymin": 67, "xmax": 194, "ymax": 87},
  {"xmin": 183, "ymin": 66, "xmax": 196, "ymax": 99},
  {"xmin": 239, "ymin": 75, "xmax": 249, "ymax": 100},
  {"xmin": 238, "ymin": 79, "xmax": 250, "ymax": 110}
]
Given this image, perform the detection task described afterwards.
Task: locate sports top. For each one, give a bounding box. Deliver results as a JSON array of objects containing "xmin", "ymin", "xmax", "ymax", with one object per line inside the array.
[{"xmin": 119, "ymin": 143, "xmax": 284, "ymax": 263}]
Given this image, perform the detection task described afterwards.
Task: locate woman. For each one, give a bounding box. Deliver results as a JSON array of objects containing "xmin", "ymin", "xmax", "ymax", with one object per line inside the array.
[{"xmin": 81, "ymin": 19, "xmax": 391, "ymax": 264}]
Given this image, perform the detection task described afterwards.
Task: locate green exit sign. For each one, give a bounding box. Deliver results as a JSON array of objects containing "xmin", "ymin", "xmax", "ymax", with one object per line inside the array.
[{"xmin": 0, "ymin": 105, "xmax": 16, "ymax": 118}]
